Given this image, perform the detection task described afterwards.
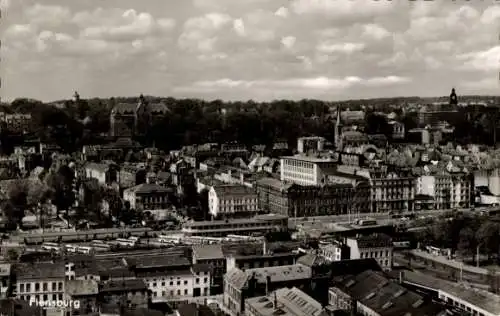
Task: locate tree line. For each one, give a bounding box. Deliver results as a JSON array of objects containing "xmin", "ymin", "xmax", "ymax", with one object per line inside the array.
[{"xmin": 2, "ymin": 96, "xmax": 500, "ymax": 154}]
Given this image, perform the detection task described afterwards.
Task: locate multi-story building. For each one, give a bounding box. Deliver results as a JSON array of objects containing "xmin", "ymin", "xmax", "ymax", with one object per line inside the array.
[
  {"xmin": 208, "ymin": 185, "xmax": 259, "ymax": 218},
  {"xmin": 245, "ymin": 287, "xmax": 323, "ymax": 316},
  {"xmin": 14, "ymin": 262, "xmax": 66, "ymax": 313},
  {"xmin": 65, "ymin": 279, "xmax": 99, "ymax": 316},
  {"xmin": 0, "ymin": 263, "xmax": 11, "ymax": 299},
  {"xmin": 416, "ymin": 163, "xmax": 473, "ymax": 209},
  {"xmin": 256, "ymin": 177, "xmax": 368, "ymax": 217},
  {"xmin": 109, "ymin": 94, "xmax": 167, "ymax": 138},
  {"xmin": 224, "ymin": 265, "xmax": 313, "ymax": 316},
  {"xmin": 345, "ymin": 234, "xmax": 393, "ymax": 271},
  {"xmin": 337, "ymin": 165, "xmax": 415, "ymax": 213},
  {"xmin": 99, "ymin": 279, "xmax": 149, "ymax": 310},
  {"xmin": 125, "ymin": 255, "xmax": 211, "ymax": 301},
  {"xmin": 0, "ymin": 112, "xmax": 32, "ymax": 134},
  {"xmin": 297, "ymin": 136, "xmax": 326, "ymax": 154},
  {"xmin": 123, "ymin": 183, "xmax": 174, "ymax": 211},
  {"xmin": 119, "ymin": 164, "xmax": 147, "ymax": 189},
  {"xmin": 318, "ymin": 242, "xmax": 350, "ymax": 262},
  {"xmin": 280, "ymin": 155, "xmax": 337, "ymax": 186},
  {"xmin": 192, "ymin": 244, "xmax": 226, "ymax": 295},
  {"xmin": 84, "ymin": 162, "xmax": 119, "ymax": 186}
]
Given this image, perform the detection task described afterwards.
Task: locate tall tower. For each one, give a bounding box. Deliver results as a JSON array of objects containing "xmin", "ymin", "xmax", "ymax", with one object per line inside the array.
[
  {"xmin": 449, "ymin": 88, "xmax": 458, "ymax": 106},
  {"xmin": 73, "ymin": 91, "xmax": 80, "ymax": 103},
  {"xmin": 334, "ymin": 106, "xmax": 343, "ymax": 150}
]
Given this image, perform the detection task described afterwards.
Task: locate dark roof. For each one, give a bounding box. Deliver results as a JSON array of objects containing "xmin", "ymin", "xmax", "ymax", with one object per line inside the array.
[
  {"xmin": 332, "ymin": 270, "xmax": 447, "ymax": 316},
  {"xmin": 100, "ymin": 279, "xmax": 148, "ymax": 293},
  {"xmin": 349, "ymin": 234, "xmax": 393, "ymax": 248},
  {"xmin": 330, "ymin": 259, "xmax": 382, "ymax": 276},
  {"xmin": 177, "ymin": 303, "xmax": 216, "ymax": 316},
  {"xmin": 192, "ymin": 263, "xmax": 212, "ymax": 273},
  {"xmin": 125, "ymin": 254, "xmax": 191, "ymax": 269},
  {"xmin": 123, "ymin": 308, "xmax": 165, "ymax": 316},
  {"xmin": 14, "ymin": 262, "xmax": 65, "ymax": 280}
]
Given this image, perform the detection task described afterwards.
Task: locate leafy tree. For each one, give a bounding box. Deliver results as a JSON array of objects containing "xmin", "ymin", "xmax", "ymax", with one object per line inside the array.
[
  {"xmin": 6, "ymin": 248, "xmax": 19, "ymax": 262},
  {"xmin": 457, "ymin": 227, "xmax": 477, "ymax": 258},
  {"xmin": 476, "ymin": 222, "xmax": 500, "ymax": 260}
]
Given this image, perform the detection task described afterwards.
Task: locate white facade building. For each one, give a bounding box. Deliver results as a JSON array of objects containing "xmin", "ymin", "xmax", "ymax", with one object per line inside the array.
[{"xmin": 280, "ymin": 155, "xmax": 336, "ymax": 186}]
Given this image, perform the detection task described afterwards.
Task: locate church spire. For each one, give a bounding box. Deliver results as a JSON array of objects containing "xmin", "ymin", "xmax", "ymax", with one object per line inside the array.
[{"xmin": 449, "ymin": 87, "xmax": 458, "ymax": 106}]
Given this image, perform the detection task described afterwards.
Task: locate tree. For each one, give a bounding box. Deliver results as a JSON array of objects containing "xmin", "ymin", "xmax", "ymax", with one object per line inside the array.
[
  {"xmin": 476, "ymin": 222, "xmax": 500, "ymax": 260},
  {"xmin": 45, "ymin": 166, "xmax": 76, "ymax": 213},
  {"xmin": 6, "ymin": 248, "xmax": 19, "ymax": 262},
  {"xmin": 457, "ymin": 227, "xmax": 477, "ymax": 260}
]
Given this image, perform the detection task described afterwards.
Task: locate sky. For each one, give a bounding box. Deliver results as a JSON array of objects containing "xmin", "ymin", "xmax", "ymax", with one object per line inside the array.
[{"xmin": 1, "ymin": 0, "xmax": 500, "ymax": 103}]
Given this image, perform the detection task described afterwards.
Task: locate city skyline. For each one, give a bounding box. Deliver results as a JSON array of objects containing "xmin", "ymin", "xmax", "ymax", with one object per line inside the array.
[{"xmin": 1, "ymin": 0, "xmax": 499, "ymax": 102}]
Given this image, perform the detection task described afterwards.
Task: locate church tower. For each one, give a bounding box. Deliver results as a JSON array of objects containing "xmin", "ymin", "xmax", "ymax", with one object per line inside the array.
[
  {"xmin": 334, "ymin": 106, "xmax": 343, "ymax": 150},
  {"xmin": 449, "ymin": 88, "xmax": 458, "ymax": 106},
  {"xmin": 73, "ymin": 91, "xmax": 80, "ymax": 103}
]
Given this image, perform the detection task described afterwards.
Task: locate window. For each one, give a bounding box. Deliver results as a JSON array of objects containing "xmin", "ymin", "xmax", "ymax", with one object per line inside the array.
[
  {"xmin": 43, "ymin": 294, "xmax": 48, "ymax": 301},
  {"xmin": 170, "ymin": 281, "xmax": 173, "ymax": 286},
  {"xmin": 153, "ymin": 282, "xmax": 157, "ymax": 287},
  {"xmin": 26, "ymin": 284, "xmax": 31, "ymax": 292},
  {"xmin": 184, "ymin": 280, "xmax": 188, "ymax": 285},
  {"xmin": 43, "ymin": 283, "xmax": 48, "ymax": 291},
  {"xmin": 35, "ymin": 283, "xmax": 40, "ymax": 292},
  {"xmin": 177, "ymin": 281, "xmax": 181, "ymax": 285},
  {"xmin": 204, "ymin": 277, "xmax": 208, "ymax": 283},
  {"xmin": 52, "ymin": 282, "xmax": 57, "ymax": 291},
  {"xmin": 19, "ymin": 284, "xmax": 24, "ymax": 292},
  {"xmin": 177, "ymin": 290, "xmax": 181, "ymax": 295},
  {"xmin": 184, "ymin": 289, "xmax": 188, "ymax": 295},
  {"xmin": 58, "ymin": 282, "xmax": 63, "ymax": 291},
  {"xmin": 161, "ymin": 282, "xmax": 165, "ymax": 286},
  {"xmin": 196, "ymin": 278, "xmax": 200, "ymax": 284}
]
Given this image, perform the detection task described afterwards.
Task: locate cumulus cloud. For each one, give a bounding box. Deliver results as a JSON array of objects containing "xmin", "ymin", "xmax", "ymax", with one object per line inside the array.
[
  {"xmin": 191, "ymin": 75, "xmax": 411, "ymax": 90},
  {"xmin": 2, "ymin": 0, "xmax": 499, "ymax": 102}
]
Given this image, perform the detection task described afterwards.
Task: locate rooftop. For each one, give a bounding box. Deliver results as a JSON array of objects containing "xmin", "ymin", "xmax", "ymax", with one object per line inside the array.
[
  {"xmin": 14, "ymin": 262, "xmax": 65, "ymax": 280},
  {"xmin": 0, "ymin": 263, "xmax": 11, "ymax": 276},
  {"xmin": 281, "ymin": 155, "xmax": 336, "ymax": 163},
  {"xmin": 246, "ymin": 264, "xmax": 312, "ymax": 284},
  {"xmin": 246, "ymin": 287, "xmax": 323, "ymax": 316},
  {"xmin": 192, "ymin": 244, "xmax": 225, "ymax": 260},
  {"xmin": 125, "ymin": 254, "xmax": 191, "ymax": 269},
  {"xmin": 400, "ymin": 270, "xmax": 500, "ymax": 315},
  {"xmin": 100, "ymin": 279, "xmax": 148, "ymax": 293},
  {"xmin": 66, "ymin": 279, "xmax": 99, "ymax": 296},
  {"xmin": 126, "ymin": 183, "xmax": 173, "ymax": 194}
]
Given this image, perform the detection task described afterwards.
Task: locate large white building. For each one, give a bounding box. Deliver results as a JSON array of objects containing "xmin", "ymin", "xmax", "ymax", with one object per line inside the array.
[
  {"xmin": 280, "ymin": 155, "xmax": 336, "ymax": 186},
  {"xmin": 416, "ymin": 163, "xmax": 472, "ymax": 209},
  {"xmin": 208, "ymin": 185, "xmax": 259, "ymax": 218}
]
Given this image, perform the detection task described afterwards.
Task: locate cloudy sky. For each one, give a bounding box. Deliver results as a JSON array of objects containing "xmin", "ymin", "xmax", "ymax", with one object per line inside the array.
[{"xmin": 1, "ymin": 0, "xmax": 499, "ymax": 102}]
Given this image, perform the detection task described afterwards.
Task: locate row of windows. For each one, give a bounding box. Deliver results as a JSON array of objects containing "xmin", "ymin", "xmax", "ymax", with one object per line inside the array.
[
  {"xmin": 440, "ymin": 294, "xmax": 485, "ymax": 316},
  {"xmin": 18, "ymin": 282, "xmax": 63, "ymax": 293},
  {"xmin": 18, "ymin": 293, "xmax": 64, "ymax": 301},
  {"xmin": 149, "ymin": 277, "xmax": 208, "ymax": 288},
  {"xmin": 219, "ymin": 199, "xmax": 257, "ymax": 205}
]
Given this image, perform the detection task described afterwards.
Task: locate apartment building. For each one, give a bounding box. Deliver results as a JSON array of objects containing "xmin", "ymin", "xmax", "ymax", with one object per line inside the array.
[
  {"xmin": 345, "ymin": 234, "xmax": 393, "ymax": 271},
  {"xmin": 208, "ymin": 185, "xmax": 259, "ymax": 218},
  {"xmin": 296, "ymin": 136, "xmax": 326, "ymax": 154},
  {"xmin": 124, "ymin": 255, "xmax": 211, "ymax": 301},
  {"xmin": 84, "ymin": 162, "xmax": 119, "ymax": 186},
  {"xmin": 416, "ymin": 162, "xmax": 473, "ymax": 209},
  {"xmin": 337, "ymin": 165, "xmax": 415, "ymax": 213}
]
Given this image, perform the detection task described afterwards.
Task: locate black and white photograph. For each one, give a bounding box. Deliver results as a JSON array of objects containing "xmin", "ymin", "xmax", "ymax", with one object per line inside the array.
[{"xmin": 0, "ymin": 0, "xmax": 500, "ymax": 315}]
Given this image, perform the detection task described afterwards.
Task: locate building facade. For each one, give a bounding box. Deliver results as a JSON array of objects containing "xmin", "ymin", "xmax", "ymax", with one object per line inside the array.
[{"xmin": 208, "ymin": 185, "xmax": 259, "ymax": 218}]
